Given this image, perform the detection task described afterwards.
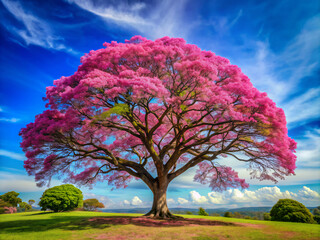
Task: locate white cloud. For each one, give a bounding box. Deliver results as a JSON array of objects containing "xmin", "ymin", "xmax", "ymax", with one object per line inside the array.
[
  {"xmin": 298, "ymin": 186, "xmax": 320, "ymax": 201},
  {"xmin": 131, "ymin": 196, "xmax": 143, "ymax": 206},
  {"xmin": 177, "ymin": 197, "xmax": 189, "ymax": 204},
  {"xmin": 0, "ymin": 149, "xmax": 25, "ymax": 161},
  {"xmin": 189, "ymin": 190, "xmax": 208, "ymax": 204},
  {"xmin": 167, "ymin": 198, "xmax": 175, "ymax": 205},
  {"xmin": 123, "ymin": 200, "xmax": 130, "ymax": 205},
  {"xmin": 68, "ymin": 0, "xmax": 192, "ymax": 39},
  {"xmin": 0, "ymin": 107, "xmax": 3, "ymax": 112},
  {"xmin": 0, "ymin": 118, "xmax": 20, "ymax": 123},
  {"xmin": 207, "ymin": 191, "xmax": 225, "ymax": 204},
  {"xmin": 1, "ymin": 0, "xmax": 76, "ymax": 53}
]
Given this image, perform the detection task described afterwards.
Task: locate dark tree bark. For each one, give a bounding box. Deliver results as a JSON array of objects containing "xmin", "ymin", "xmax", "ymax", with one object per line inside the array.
[{"xmin": 144, "ymin": 178, "xmax": 175, "ymax": 218}]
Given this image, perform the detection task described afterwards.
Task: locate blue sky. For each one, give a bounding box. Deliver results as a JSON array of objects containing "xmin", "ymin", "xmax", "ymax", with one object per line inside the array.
[{"xmin": 0, "ymin": 0, "xmax": 319, "ymax": 209}]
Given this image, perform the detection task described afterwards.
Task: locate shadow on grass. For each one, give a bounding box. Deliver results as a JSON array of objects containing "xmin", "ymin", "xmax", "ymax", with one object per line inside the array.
[
  {"xmin": 0, "ymin": 215, "xmax": 238, "ymax": 234},
  {"xmin": 0, "ymin": 215, "xmax": 113, "ymax": 233},
  {"xmin": 28, "ymin": 211, "xmax": 55, "ymax": 216}
]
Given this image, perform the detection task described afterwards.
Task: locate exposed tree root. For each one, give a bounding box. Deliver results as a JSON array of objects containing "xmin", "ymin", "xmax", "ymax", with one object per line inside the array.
[{"xmin": 144, "ymin": 208, "xmax": 184, "ymax": 219}]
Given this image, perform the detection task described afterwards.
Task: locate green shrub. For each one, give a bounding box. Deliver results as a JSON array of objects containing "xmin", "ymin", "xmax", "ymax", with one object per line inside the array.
[
  {"xmin": 313, "ymin": 215, "xmax": 320, "ymax": 224},
  {"xmin": 39, "ymin": 184, "xmax": 83, "ymax": 212},
  {"xmin": 198, "ymin": 207, "xmax": 209, "ymax": 216},
  {"xmin": 270, "ymin": 199, "xmax": 314, "ymax": 223},
  {"xmin": 263, "ymin": 212, "xmax": 271, "ymax": 220},
  {"xmin": 18, "ymin": 202, "xmax": 32, "ymax": 212},
  {"xmin": 312, "ymin": 206, "xmax": 320, "ymax": 216}
]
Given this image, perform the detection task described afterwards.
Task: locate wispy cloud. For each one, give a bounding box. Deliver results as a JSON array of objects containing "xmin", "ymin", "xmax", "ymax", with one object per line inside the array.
[
  {"xmin": 283, "ymin": 88, "xmax": 320, "ymax": 127},
  {"xmin": 68, "ymin": 0, "xmax": 192, "ymax": 39},
  {"xmin": 0, "ymin": 149, "xmax": 25, "ymax": 161},
  {"xmin": 68, "ymin": 0, "xmax": 149, "ymax": 26},
  {"xmin": 241, "ymin": 15, "xmax": 320, "ymax": 127},
  {"xmin": 0, "ymin": 171, "xmax": 62, "ymax": 192},
  {"xmin": 0, "ymin": 117, "xmax": 20, "ymax": 123},
  {"xmin": 295, "ymin": 129, "xmax": 320, "ymax": 168},
  {"xmin": 1, "ymin": 0, "xmax": 76, "ymax": 54},
  {"xmin": 209, "ymin": 9, "xmax": 243, "ymax": 34}
]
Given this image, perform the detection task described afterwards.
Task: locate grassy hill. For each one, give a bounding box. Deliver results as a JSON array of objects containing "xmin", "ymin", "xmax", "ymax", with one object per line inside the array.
[{"xmin": 0, "ymin": 211, "xmax": 319, "ymax": 240}]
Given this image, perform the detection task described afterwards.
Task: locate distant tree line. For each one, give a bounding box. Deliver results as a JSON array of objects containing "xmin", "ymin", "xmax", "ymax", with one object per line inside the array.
[{"xmin": 0, "ymin": 184, "xmax": 105, "ymax": 214}]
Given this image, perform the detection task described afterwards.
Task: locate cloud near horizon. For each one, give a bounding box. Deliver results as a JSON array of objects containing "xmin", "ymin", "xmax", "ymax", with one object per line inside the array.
[
  {"xmin": 175, "ymin": 186, "xmax": 320, "ymax": 208},
  {"xmin": 122, "ymin": 196, "xmax": 144, "ymax": 207}
]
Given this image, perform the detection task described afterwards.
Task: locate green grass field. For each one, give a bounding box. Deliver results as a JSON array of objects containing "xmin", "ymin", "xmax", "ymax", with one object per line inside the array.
[{"xmin": 0, "ymin": 211, "xmax": 319, "ymax": 240}]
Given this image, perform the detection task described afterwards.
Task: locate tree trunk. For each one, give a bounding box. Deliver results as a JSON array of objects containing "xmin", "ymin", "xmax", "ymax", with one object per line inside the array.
[{"xmin": 144, "ymin": 179, "xmax": 174, "ymax": 218}]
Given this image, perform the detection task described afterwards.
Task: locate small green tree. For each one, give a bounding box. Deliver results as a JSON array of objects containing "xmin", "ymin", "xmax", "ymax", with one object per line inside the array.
[
  {"xmin": 270, "ymin": 199, "xmax": 314, "ymax": 223},
  {"xmin": 224, "ymin": 211, "xmax": 233, "ymax": 218},
  {"xmin": 263, "ymin": 212, "xmax": 271, "ymax": 220},
  {"xmin": 28, "ymin": 199, "xmax": 35, "ymax": 206},
  {"xmin": 198, "ymin": 207, "xmax": 209, "ymax": 216},
  {"xmin": 233, "ymin": 212, "xmax": 243, "ymax": 218},
  {"xmin": 19, "ymin": 202, "xmax": 32, "ymax": 212},
  {"xmin": 0, "ymin": 191, "xmax": 22, "ymax": 207},
  {"xmin": 186, "ymin": 211, "xmax": 193, "ymax": 215},
  {"xmin": 312, "ymin": 206, "xmax": 320, "ymax": 216},
  {"xmin": 39, "ymin": 184, "xmax": 83, "ymax": 212},
  {"xmin": 83, "ymin": 198, "xmax": 105, "ymax": 211}
]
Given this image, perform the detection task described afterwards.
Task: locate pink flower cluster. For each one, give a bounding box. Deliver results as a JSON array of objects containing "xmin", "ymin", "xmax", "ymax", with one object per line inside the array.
[{"xmin": 4, "ymin": 207, "xmax": 17, "ymax": 214}]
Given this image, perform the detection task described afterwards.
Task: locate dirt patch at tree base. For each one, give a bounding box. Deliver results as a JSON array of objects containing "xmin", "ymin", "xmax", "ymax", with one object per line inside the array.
[{"xmin": 88, "ymin": 216, "xmax": 238, "ymax": 227}]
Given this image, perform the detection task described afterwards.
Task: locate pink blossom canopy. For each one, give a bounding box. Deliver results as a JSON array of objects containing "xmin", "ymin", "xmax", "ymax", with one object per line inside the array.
[{"xmin": 20, "ymin": 36, "xmax": 297, "ymax": 191}]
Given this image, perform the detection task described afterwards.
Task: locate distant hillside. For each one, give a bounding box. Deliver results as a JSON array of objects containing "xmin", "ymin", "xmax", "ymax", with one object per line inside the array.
[
  {"xmin": 101, "ymin": 207, "xmax": 266, "ymax": 214},
  {"xmin": 101, "ymin": 206, "xmax": 316, "ymax": 214}
]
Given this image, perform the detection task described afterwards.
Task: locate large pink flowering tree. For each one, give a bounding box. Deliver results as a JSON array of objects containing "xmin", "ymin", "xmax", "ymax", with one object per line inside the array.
[{"xmin": 20, "ymin": 36, "xmax": 297, "ymax": 218}]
